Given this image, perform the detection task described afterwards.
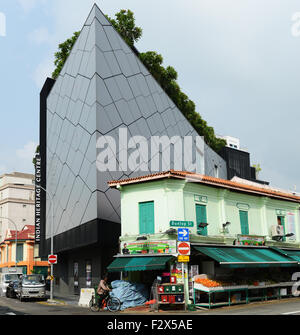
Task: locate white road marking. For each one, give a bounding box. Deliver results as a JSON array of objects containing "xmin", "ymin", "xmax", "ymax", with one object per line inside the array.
[
  {"xmin": 5, "ymin": 312, "xmax": 16, "ymax": 315},
  {"xmin": 282, "ymin": 310, "xmax": 300, "ymax": 315}
]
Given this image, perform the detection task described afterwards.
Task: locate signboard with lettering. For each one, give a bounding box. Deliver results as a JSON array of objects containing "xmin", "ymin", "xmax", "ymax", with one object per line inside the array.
[
  {"xmin": 121, "ymin": 240, "xmax": 177, "ymax": 255},
  {"xmin": 170, "ymin": 221, "xmax": 194, "ymax": 228},
  {"xmin": 178, "ymin": 255, "xmax": 190, "ymax": 263},
  {"xmin": 35, "ymin": 155, "xmax": 41, "ymax": 244},
  {"xmin": 236, "ymin": 235, "xmax": 265, "ymax": 246}
]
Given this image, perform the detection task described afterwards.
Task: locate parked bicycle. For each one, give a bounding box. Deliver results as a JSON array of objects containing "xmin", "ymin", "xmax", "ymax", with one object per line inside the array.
[{"xmin": 89, "ymin": 288, "xmax": 121, "ymax": 312}]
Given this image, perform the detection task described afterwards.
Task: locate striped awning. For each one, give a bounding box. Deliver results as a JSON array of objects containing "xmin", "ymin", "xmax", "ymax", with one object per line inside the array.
[
  {"xmin": 107, "ymin": 256, "xmax": 173, "ymax": 272},
  {"xmin": 193, "ymin": 246, "xmax": 298, "ymax": 268}
]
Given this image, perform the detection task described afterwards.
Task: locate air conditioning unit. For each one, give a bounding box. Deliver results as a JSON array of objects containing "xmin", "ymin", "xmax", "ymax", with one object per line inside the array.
[{"xmin": 271, "ymin": 225, "xmax": 284, "ymax": 237}]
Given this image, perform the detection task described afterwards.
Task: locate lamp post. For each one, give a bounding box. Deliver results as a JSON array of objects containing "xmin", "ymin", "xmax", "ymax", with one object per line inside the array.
[
  {"xmin": 32, "ymin": 180, "xmax": 54, "ymax": 302},
  {"xmin": 0, "ymin": 217, "xmax": 18, "ymax": 269}
]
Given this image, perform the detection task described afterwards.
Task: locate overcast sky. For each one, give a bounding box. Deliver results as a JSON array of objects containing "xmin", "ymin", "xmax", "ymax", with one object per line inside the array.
[{"xmin": 0, "ymin": 0, "xmax": 300, "ymax": 192}]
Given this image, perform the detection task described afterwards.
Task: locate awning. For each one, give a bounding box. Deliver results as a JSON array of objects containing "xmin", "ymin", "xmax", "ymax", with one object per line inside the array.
[
  {"xmin": 271, "ymin": 247, "xmax": 300, "ymax": 262},
  {"xmin": 193, "ymin": 246, "xmax": 298, "ymax": 268},
  {"xmin": 107, "ymin": 256, "xmax": 174, "ymax": 272}
]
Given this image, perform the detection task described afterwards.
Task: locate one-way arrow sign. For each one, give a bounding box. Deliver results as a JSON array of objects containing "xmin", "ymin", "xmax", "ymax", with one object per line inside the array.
[{"xmin": 178, "ymin": 228, "xmax": 190, "ymax": 241}]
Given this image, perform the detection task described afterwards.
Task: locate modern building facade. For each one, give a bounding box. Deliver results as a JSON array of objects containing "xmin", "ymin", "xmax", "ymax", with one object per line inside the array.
[
  {"xmin": 39, "ymin": 4, "xmax": 231, "ymax": 294},
  {"xmin": 0, "ymin": 172, "xmax": 35, "ymax": 242}
]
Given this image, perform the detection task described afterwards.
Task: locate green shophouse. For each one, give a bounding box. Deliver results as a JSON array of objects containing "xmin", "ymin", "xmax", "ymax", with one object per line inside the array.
[{"xmin": 107, "ymin": 170, "xmax": 300, "ymax": 306}]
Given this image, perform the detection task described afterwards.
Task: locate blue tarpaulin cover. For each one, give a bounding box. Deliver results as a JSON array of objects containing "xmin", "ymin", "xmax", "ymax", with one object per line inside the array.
[{"xmin": 110, "ymin": 280, "xmax": 149, "ymax": 310}]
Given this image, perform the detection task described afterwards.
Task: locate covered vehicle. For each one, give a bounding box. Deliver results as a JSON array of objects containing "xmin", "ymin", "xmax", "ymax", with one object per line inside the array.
[
  {"xmin": 16, "ymin": 274, "xmax": 46, "ymax": 301},
  {"xmin": 6, "ymin": 280, "xmax": 19, "ymax": 298},
  {"xmin": 0, "ymin": 273, "xmax": 22, "ymax": 296}
]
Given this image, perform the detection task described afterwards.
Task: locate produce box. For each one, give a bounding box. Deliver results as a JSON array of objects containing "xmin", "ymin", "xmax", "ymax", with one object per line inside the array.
[
  {"xmin": 161, "ymin": 295, "xmax": 168, "ymax": 303},
  {"xmin": 175, "ymin": 295, "xmax": 184, "ymax": 303},
  {"xmin": 176, "ymin": 285, "xmax": 184, "ymax": 293},
  {"xmin": 158, "ymin": 286, "xmax": 164, "ymax": 293},
  {"xmin": 170, "ymin": 276, "xmax": 177, "ymax": 284},
  {"xmin": 164, "ymin": 285, "xmax": 171, "ymax": 293},
  {"xmin": 171, "ymin": 285, "xmax": 177, "ymax": 293},
  {"xmin": 168, "ymin": 295, "xmax": 176, "ymax": 304}
]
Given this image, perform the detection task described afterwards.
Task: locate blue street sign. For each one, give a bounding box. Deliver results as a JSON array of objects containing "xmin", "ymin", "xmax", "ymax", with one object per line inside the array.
[{"xmin": 178, "ymin": 228, "xmax": 190, "ymax": 242}]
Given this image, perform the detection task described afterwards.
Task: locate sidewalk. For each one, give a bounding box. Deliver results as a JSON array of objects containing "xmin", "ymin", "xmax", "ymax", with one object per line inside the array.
[{"xmin": 44, "ymin": 291, "xmax": 80, "ymax": 306}]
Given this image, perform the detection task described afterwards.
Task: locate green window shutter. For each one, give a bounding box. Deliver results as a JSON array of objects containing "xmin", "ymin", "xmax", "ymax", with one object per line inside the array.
[
  {"xmin": 139, "ymin": 201, "xmax": 155, "ymax": 234},
  {"xmin": 196, "ymin": 204, "xmax": 208, "ymax": 236},
  {"xmin": 239, "ymin": 211, "xmax": 249, "ymax": 235},
  {"xmin": 16, "ymin": 244, "xmax": 23, "ymax": 262}
]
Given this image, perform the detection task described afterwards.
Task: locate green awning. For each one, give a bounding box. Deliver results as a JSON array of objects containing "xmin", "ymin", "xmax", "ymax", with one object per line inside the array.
[
  {"xmin": 194, "ymin": 246, "xmax": 298, "ymax": 268},
  {"xmin": 107, "ymin": 256, "xmax": 174, "ymax": 272},
  {"xmin": 271, "ymin": 247, "xmax": 300, "ymax": 262}
]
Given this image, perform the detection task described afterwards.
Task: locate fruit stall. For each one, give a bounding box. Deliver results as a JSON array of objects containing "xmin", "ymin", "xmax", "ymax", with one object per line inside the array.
[{"xmin": 192, "ymin": 276, "xmax": 297, "ymax": 309}]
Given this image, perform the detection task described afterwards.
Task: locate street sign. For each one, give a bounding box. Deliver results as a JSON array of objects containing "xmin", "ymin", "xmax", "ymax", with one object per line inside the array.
[
  {"xmin": 177, "ymin": 242, "xmax": 191, "ymax": 256},
  {"xmin": 178, "ymin": 228, "xmax": 189, "ymax": 242},
  {"xmin": 178, "ymin": 255, "xmax": 190, "ymax": 263},
  {"xmin": 48, "ymin": 254, "xmax": 57, "ymax": 264},
  {"xmin": 170, "ymin": 220, "xmax": 194, "ymax": 228}
]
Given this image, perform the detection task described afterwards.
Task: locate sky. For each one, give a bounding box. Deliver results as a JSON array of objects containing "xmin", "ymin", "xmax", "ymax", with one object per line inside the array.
[{"xmin": 0, "ymin": 0, "xmax": 300, "ymax": 192}]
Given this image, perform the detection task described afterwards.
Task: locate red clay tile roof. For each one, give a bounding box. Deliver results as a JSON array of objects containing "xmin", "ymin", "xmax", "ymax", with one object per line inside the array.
[
  {"xmin": 5, "ymin": 225, "xmax": 35, "ymax": 242},
  {"xmin": 108, "ymin": 170, "xmax": 300, "ymax": 203}
]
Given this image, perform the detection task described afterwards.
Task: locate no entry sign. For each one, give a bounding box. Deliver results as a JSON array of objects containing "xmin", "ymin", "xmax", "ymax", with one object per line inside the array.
[
  {"xmin": 177, "ymin": 242, "xmax": 191, "ymax": 256},
  {"xmin": 48, "ymin": 254, "xmax": 57, "ymax": 264}
]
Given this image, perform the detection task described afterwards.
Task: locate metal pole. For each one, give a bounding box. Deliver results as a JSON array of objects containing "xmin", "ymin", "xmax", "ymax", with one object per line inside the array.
[
  {"xmin": 32, "ymin": 182, "xmax": 54, "ymax": 302},
  {"xmin": 0, "ymin": 217, "xmax": 18, "ymax": 268}
]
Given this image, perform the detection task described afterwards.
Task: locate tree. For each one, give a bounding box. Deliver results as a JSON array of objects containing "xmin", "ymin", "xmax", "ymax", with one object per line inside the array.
[
  {"xmin": 32, "ymin": 145, "xmax": 40, "ymax": 166},
  {"xmin": 252, "ymin": 164, "xmax": 262, "ymax": 177},
  {"xmin": 106, "ymin": 9, "xmax": 142, "ymax": 48},
  {"xmin": 52, "ymin": 31, "xmax": 80, "ymax": 80},
  {"xmin": 51, "ymin": 9, "xmax": 226, "ymax": 153}
]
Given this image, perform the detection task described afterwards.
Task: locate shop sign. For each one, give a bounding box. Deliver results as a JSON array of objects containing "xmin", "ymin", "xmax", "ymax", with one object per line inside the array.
[
  {"xmin": 170, "ymin": 220, "xmax": 194, "ymax": 228},
  {"xmin": 177, "ymin": 242, "xmax": 191, "ymax": 255},
  {"xmin": 236, "ymin": 235, "xmax": 265, "ymax": 246},
  {"xmin": 35, "ymin": 155, "xmax": 42, "ymax": 244},
  {"xmin": 121, "ymin": 240, "xmax": 177, "ymax": 255},
  {"xmin": 178, "ymin": 255, "xmax": 190, "ymax": 262}
]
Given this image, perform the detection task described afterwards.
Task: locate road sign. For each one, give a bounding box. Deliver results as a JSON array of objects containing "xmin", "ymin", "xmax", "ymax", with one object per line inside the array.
[
  {"xmin": 178, "ymin": 228, "xmax": 189, "ymax": 242},
  {"xmin": 177, "ymin": 242, "xmax": 191, "ymax": 256},
  {"xmin": 48, "ymin": 254, "xmax": 57, "ymax": 264},
  {"xmin": 170, "ymin": 220, "xmax": 194, "ymax": 228},
  {"xmin": 178, "ymin": 255, "xmax": 190, "ymax": 263}
]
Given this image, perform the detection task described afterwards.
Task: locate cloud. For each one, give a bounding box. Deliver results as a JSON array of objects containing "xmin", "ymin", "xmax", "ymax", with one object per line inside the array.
[
  {"xmin": 18, "ymin": 0, "xmax": 39, "ymax": 13},
  {"xmin": 32, "ymin": 57, "xmax": 54, "ymax": 88},
  {"xmin": 16, "ymin": 141, "xmax": 37, "ymax": 160},
  {"xmin": 28, "ymin": 27, "xmax": 52, "ymax": 45}
]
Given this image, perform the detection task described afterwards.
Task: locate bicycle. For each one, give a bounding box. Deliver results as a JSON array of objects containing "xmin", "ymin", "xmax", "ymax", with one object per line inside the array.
[{"xmin": 89, "ymin": 289, "xmax": 121, "ymax": 312}]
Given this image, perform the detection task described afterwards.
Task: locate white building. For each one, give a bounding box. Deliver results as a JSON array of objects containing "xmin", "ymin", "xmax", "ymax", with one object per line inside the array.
[{"xmin": 0, "ymin": 172, "xmax": 35, "ymax": 242}]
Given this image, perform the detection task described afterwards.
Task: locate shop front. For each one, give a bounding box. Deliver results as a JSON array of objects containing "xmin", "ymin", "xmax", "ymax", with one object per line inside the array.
[
  {"xmin": 189, "ymin": 243, "xmax": 300, "ymax": 308},
  {"xmin": 107, "ymin": 239, "xmax": 189, "ymax": 310}
]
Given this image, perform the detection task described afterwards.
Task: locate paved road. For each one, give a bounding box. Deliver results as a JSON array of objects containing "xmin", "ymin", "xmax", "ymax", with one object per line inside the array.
[{"xmin": 1, "ymin": 295, "xmax": 300, "ymax": 315}]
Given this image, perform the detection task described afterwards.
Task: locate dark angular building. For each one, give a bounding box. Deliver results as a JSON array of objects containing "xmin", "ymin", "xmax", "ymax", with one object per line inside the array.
[{"xmin": 39, "ymin": 4, "xmax": 228, "ymax": 294}]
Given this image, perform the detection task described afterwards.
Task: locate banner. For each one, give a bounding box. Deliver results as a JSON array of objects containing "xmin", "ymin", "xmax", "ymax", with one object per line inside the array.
[
  {"xmin": 236, "ymin": 235, "xmax": 265, "ymax": 246},
  {"xmin": 35, "ymin": 155, "xmax": 41, "ymax": 244},
  {"xmin": 120, "ymin": 240, "xmax": 177, "ymax": 255}
]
